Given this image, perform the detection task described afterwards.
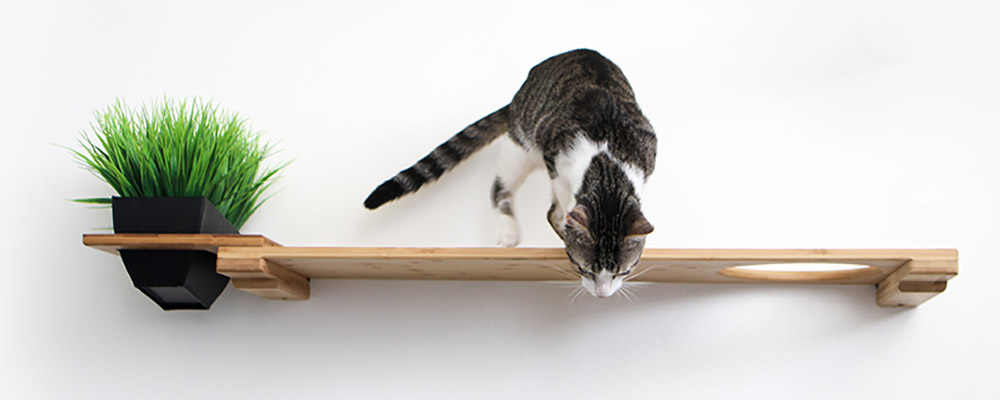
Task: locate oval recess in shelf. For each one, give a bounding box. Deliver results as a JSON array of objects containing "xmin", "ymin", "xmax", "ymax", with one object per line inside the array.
[{"xmin": 718, "ymin": 263, "xmax": 884, "ymax": 282}]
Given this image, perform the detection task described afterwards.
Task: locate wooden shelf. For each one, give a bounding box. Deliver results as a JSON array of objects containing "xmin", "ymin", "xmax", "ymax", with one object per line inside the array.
[
  {"xmin": 83, "ymin": 234, "xmax": 958, "ymax": 307},
  {"xmin": 84, "ymin": 233, "xmax": 280, "ymax": 254}
]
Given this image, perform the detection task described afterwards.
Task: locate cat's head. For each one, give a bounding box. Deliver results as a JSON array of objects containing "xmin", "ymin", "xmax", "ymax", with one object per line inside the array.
[{"xmin": 563, "ymin": 202, "xmax": 654, "ymax": 298}]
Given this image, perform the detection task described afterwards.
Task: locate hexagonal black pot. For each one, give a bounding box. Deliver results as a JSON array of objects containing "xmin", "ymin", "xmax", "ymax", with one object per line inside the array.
[{"xmin": 112, "ymin": 197, "xmax": 238, "ymax": 310}]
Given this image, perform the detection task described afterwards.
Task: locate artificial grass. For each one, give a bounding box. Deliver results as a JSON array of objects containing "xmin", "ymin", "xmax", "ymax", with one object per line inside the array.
[{"xmin": 73, "ymin": 98, "xmax": 286, "ymax": 229}]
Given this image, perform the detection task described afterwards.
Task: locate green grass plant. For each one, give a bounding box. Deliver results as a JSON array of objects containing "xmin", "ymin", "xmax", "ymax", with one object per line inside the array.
[{"xmin": 72, "ymin": 98, "xmax": 286, "ymax": 229}]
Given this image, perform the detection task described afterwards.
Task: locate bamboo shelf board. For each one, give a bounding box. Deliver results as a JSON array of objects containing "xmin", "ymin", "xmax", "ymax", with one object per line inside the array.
[
  {"xmin": 82, "ymin": 234, "xmax": 958, "ymax": 307},
  {"xmin": 84, "ymin": 234, "xmax": 279, "ymax": 254}
]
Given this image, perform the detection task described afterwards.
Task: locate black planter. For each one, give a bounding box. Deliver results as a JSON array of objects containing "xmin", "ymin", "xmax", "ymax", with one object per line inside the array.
[
  {"xmin": 113, "ymin": 196, "xmax": 238, "ymax": 235},
  {"xmin": 112, "ymin": 197, "xmax": 238, "ymax": 310}
]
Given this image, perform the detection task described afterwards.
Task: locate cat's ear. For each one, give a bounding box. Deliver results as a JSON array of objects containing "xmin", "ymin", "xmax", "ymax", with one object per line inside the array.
[
  {"xmin": 627, "ymin": 213, "xmax": 654, "ymax": 237},
  {"xmin": 567, "ymin": 204, "xmax": 590, "ymax": 233}
]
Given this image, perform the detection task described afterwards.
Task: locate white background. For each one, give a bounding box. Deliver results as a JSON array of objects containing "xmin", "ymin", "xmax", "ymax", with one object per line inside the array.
[{"xmin": 2, "ymin": 0, "xmax": 998, "ymax": 398}]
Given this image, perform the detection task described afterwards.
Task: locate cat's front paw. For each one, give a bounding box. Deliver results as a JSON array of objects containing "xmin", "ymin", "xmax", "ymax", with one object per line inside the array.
[{"xmin": 496, "ymin": 215, "xmax": 521, "ymax": 247}]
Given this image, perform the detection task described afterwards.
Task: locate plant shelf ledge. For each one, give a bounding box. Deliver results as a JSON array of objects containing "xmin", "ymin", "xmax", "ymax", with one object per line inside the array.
[{"xmin": 83, "ymin": 234, "xmax": 958, "ymax": 307}]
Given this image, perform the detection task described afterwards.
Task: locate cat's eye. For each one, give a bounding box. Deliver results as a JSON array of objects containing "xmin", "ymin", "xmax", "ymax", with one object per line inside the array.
[
  {"xmin": 614, "ymin": 269, "xmax": 632, "ymax": 278},
  {"xmin": 575, "ymin": 266, "xmax": 595, "ymax": 278}
]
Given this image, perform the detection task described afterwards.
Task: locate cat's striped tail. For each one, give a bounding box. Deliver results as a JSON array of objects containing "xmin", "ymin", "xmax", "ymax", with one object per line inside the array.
[{"xmin": 364, "ymin": 105, "xmax": 510, "ymax": 210}]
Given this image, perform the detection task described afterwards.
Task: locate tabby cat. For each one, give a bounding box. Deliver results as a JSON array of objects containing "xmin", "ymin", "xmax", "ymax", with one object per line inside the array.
[{"xmin": 365, "ymin": 49, "xmax": 656, "ymax": 298}]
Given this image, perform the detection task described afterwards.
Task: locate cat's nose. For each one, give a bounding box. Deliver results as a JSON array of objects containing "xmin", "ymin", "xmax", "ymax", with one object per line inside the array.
[{"xmin": 593, "ymin": 271, "xmax": 617, "ymax": 298}]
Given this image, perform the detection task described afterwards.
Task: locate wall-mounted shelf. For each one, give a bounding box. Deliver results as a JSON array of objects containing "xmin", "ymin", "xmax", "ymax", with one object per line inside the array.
[{"xmin": 83, "ymin": 234, "xmax": 958, "ymax": 307}]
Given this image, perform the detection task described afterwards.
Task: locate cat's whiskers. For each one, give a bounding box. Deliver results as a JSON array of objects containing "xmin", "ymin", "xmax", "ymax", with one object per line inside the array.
[
  {"xmin": 541, "ymin": 281, "xmax": 582, "ymax": 288},
  {"xmin": 568, "ymin": 286, "xmax": 587, "ymax": 305},
  {"xmin": 618, "ymin": 286, "xmax": 637, "ymax": 304},
  {"xmin": 623, "ymin": 281, "xmax": 650, "ymax": 293},
  {"xmin": 623, "ymin": 280, "xmax": 652, "ymax": 288},
  {"xmin": 624, "ymin": 264, "xmax": 667, "ymax": 282},
  {"xmin": 533, "ymin": 262, "xmax": 579, "ymax": 281},
  {"xmin": 565, "ymin": 287, "xmax": 576, "ymax": 304}
]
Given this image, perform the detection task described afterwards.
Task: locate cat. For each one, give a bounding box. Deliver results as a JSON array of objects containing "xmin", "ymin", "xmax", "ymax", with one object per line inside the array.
[{"xmin": 365, "ymin": 49, "xmax": 656, "ymax": 298}]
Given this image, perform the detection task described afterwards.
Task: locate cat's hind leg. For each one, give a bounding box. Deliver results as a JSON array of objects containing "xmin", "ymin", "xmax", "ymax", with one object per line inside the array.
[{"xmin": 492, "ymin": 136, "xmax": 540, "ymax": 247}]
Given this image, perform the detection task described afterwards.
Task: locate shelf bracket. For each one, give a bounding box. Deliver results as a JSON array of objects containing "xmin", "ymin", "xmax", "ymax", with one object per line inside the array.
[
  {"xmin": 216, "ymin": 250, "xmax": 309, "ymax": 301},
  {"xmin": 876, "ymin": 259, "xmax": 957, "ymax": 307}
]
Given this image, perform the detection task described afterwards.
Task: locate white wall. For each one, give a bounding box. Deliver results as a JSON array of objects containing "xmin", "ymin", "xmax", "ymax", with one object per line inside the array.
[{"xmin": 3, "ymin": 0, "xmax": 998, "ymax": 398}]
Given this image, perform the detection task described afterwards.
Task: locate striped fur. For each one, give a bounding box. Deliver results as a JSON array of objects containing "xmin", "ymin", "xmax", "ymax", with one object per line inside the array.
[{"xmin": 364, "ymin": 105, "xmax": 510, "ymax": 209}]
